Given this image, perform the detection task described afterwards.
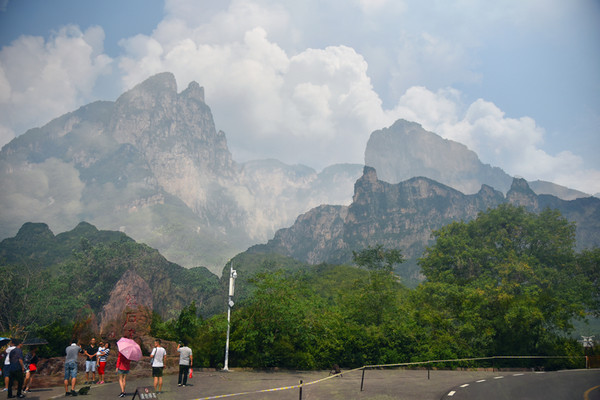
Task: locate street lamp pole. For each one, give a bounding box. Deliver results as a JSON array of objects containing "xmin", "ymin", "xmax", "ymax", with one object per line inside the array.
[
  {"xmin": 582, "ymin": 335, "xmax": 594, "ymax": 369},
  {"xmin": 223, "ymin": 264, "xmax": 237, "ymax": 371}
]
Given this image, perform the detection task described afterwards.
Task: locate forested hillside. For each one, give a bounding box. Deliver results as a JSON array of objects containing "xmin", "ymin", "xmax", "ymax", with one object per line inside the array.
[
  {"xmin": 0, "ymin": 222, "xmax": 220, "ymax": 334},
  {"xmin": 174, "ymin": 205, "xmax": 600, "ymax": 369},
  {"xmin": 1, "ymin": 205, "xmax": 598, "ymax": 369}
]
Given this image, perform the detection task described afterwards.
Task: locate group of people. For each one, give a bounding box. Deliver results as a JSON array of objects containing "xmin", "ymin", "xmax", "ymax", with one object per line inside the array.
[
  {"xmin": 64, "ymin": 337, "xmax": 193, "ymax": 398},
  {"xmin": 1, "ymin": 339, "xmax": 38, "ymax": 399},
  {"xmin": 63, "ymin": 338, "xmax": 111, "ymax": 396}
]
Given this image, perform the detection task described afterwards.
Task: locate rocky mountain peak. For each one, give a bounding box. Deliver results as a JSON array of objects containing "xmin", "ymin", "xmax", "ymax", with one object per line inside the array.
[
  {"xmin": 181, "ymin": 81, "xmax": 205, "ymax": 103},
  {"xmin": 506, "ymin": 178, "xmax": 539, "ymax": 210},
  {"xmin": 365, "ymin": 119, "xmax": 513, "ymax": 194}
]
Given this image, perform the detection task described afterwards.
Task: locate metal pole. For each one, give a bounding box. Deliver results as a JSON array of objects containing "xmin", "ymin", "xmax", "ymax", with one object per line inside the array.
[
  {"xmin": 360, "ymin": 368, "xmax": 366, "ymax": 391},
  {"xmin": 223, "ymin": 264, "xmax": 237, "ymax": 372},
  {"xmin": 427, "ymin": 363, "xmax": 430, "ymax": 380},
  {"xmin": 223, "ymin": 304, "xmax": 231, "ymax": 371},
  {"xmin": 299, "ymin": 380, "xmax": 303, "ymax": 400}
]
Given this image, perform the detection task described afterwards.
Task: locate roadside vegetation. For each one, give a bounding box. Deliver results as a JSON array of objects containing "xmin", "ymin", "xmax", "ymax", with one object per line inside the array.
[{"xmin": 1, "ymin": 205, "xmax": 598, "ymax": 369}]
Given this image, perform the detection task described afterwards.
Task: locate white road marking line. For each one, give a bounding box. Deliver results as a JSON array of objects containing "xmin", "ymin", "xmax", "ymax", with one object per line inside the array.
[
  {"xmin": 460, "ymin": 384, "xmax": 469, "ymax": 388},
  {"xmin": 534, "ymin": 371, "xmax": 546, "ymax": 374},
  {"xmin": 494, "ymin": 376, "xmax": 504, "ymax": 379},
  {"xmin": 513, "ymin": 373, "xmax": 524, "ymax": 376},
  {"xmin": 476, "ymin": 379, "xmax": 486, "ymax": 383},
  {"xmin": 448, "ymin": 391, "xmax": 456, "ymax": 396}
]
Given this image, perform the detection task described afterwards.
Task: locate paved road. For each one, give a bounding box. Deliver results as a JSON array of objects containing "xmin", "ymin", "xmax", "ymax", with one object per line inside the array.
[
  {"xmin": 440, "ymin": 369, "xmax": 600, "ymax": 400},
  {"xmin": 10, "ymin": 369, "xmax": 600, "ymax": 400}
]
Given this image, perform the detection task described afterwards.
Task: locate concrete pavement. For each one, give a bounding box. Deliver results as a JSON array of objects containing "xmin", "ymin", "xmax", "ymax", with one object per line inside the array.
[{"xmin": 8, "ymin": 369, "xmax": 523, "ymax": 400}]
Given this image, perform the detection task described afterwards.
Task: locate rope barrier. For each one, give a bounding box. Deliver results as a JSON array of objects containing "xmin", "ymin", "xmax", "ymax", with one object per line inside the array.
[
  {"xmin": 191, "ymin": 367, "xmax": 364, "ymax": 400},
  {"xmin": 190, "ymin": 355, "xmax": 585, "ymax": 400}
]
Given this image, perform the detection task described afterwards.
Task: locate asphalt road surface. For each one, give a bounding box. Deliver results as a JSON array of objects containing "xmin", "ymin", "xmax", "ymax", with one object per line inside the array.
[
  {"xmin": 9, "ymin": 368, "xmax": 600, "ymax": 400},
  {"xmin": 440, "ymin": 369, "xmax": 600, "ymax": 400}
]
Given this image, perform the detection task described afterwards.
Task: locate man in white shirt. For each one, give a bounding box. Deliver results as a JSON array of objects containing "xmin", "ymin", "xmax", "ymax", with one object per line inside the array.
[
  {"xmin": 150, "ymin": 339, "xmax": 166, "ymax": 393},
  {"xmin": 177, "ymin": 342, "xmax": 193, "ymax": 387}
]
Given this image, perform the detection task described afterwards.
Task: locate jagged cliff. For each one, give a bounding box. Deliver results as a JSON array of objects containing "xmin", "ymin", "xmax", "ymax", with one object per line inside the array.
[
  {"xmin": 0, "ymin": 72, "xmax": 361, "ymax": 274},
  {"xmin": 0, "ymin": 73, "xmax": 593, "ymax": 276},
  {"xmin": 249, "ymin": 167, "xmax": 600, "ymax": 285}
]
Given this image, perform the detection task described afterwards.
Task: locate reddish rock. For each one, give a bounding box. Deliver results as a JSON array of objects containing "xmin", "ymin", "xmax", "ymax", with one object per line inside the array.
[{"xmin": 99, "ymin": 270, "xmax": 153, "ymax": 340}]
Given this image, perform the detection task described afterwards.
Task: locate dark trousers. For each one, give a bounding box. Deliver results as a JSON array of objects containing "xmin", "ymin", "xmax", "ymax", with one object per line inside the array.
[
  {"xmin": 178, "ymin": 365, "xmax": 190, "ymax": 385},
  {"xmin": 8, "ymin": 369, "xmax": 24, "ymax": 397}
]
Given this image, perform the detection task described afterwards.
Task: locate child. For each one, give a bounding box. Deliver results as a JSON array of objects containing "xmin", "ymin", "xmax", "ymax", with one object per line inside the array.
[{"xmin": 96, "ymin": 342, "xmax": 110, "ymax": 384}]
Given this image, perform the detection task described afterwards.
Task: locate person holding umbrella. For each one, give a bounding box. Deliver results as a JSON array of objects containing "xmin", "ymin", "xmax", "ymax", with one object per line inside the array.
[
  {"xmin": 115, "ymin": 338, "xmax": 141, "ymax": 398},
  {"xmin": 115, "ymin": 350, "xmax": 130, "ymax": 398},
  {"xmin": 23, "ymin": 346, "xmax": 38, "ymax": 393}
]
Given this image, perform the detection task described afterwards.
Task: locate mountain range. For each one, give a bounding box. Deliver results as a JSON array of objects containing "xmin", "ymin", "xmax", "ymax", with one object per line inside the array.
[
  {"xmin": 249, "ymin": 167, "xmax": 600, "ymax": 285},
  {"xmin": 0, "ymin": 72, "xmax": 596, "ymax": 276}
]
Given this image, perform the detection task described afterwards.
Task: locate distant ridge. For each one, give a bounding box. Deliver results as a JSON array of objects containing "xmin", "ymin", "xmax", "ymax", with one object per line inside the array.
[
  {"xmin": 249, "ymin": 167, "xmax": 600, "ymax": 286},
  {"xmin": 365, "ymin": 119, "xmax": 590, "ymax": 200}
]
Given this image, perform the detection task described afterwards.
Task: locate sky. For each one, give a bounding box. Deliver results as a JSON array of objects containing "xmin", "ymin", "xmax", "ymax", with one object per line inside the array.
[{"xmin": 0, "ymin": 0, "xmax": 599, "ymax": 195}]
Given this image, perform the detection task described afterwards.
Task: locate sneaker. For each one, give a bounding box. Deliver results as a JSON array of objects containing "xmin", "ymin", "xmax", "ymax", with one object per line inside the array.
[
  {"xmin": 65, "ymin": 392, "xmax": 71, "ymax": 396},
  {"xmin": 178, "ymin": 384, "xmax": 182, "ymax": 386},
  {"xmin": 17, "ymin": 395, "xmax": 25, "ymax": 398},
  {"xmin": 71, "ymin": 389, "xmax": 78, "ymax": 396},
  {"xmin": 182, "ymin": 384, "xmax": 186, "ymax": 387},
  {"xmin": 119, "ymin": 393, "xmax": 125, "ymax": 398}
]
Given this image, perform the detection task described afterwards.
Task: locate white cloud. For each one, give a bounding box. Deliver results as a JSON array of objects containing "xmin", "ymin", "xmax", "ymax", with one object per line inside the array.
[
  {"xmin": 0, "ymin": 0, "xmax": 597, "ymax": 196},
  {"xmin": 112, "ymin": 1, "xmax": 600, "ymax": 195},
  {"xmin": 0, "ymin": 25, "xmax": 112, "ymax": 141}
]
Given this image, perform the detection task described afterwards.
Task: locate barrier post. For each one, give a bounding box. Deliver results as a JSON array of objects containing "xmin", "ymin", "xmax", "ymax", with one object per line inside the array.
[
  {"xmin": 360, "ymin": 368, "xmax": 366, "ymax": 391},
  {"xmin": 427, "ymin": 363, "xmax": 430, "ymax": 380},
  {"xmin": 299, "ymin": 380, "xmax": 303, "ymax": 400}
]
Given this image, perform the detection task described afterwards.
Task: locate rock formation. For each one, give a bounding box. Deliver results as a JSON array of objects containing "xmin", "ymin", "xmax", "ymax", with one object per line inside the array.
[
  {"xmin": 250, "ymin": 167, "xmax": 600, "ymax": 285},
  {"xmin": 99, "ymin": 270, "xmax": 153, "ymax": 339}
]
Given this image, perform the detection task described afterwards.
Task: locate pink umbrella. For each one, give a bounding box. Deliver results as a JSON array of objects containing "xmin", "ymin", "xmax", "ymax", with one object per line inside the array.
[{"xmin": 116, "ymin": 337, "xmax": 142, "ymax": 361}]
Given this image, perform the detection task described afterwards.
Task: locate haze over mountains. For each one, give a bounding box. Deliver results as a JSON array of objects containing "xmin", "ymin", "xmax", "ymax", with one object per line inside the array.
[{"xmin": 0, "ymin": 72, "xmax": 595, "ymax": 275}]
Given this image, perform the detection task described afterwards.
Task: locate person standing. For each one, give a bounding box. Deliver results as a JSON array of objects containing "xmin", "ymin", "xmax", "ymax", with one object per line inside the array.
[
  {"xmin": 64, "ymin": 341, "xmax": 81, "ymax": 397},
  {"xmin": 149, "ymin": 339, "xmax": 166, "ymax": 393},
  {"xmin": 116, "ymin": 351, "xmax": 130, "ymax": 398},
  {"xmin": 177, "ymin": 342, "xmax": 193, "ymax": 387},
  {"xmin": 83, "ymin": 338, "xmax": 97, "ymax": 384},
  {"xmin": 96, "ymin": 342, "xmax": 110, "ymax": 384},
  {"xmin": 23, "ymin": 346, "xmax": 38, "ymax": 393},
  {"xmin": 2, "ymin": 340, "xmax": 14, "ymax": 393},
  {"xmin": 8, "ymin": 339, "xmax": 25, "ymax": 399}
]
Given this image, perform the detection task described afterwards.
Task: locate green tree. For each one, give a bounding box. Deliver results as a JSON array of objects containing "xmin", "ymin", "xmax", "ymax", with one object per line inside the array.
[
  {"xmin": 176, "ymin": 301, "xmax": 202, "ymax": 344},
  {"xmin": 417, "ymin": 204, "xmax": 591, "ymax": 357},
  {"xmin": 349, "ymin": 245, "xmax": 404, "ymax": 326}
]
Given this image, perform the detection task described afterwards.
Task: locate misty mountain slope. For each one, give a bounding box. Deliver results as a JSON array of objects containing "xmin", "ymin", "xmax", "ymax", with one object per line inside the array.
[
  {"xmin": 0, "ymin": 72, "xmax": 362, "ymax": 274},
  {"xmin": 249, "ymin": 167, "xmax": 600, "ymax": 286},
  {"xmin": 365, "ymin": 119, "xmax": 590, "ymax": 199},
  {"xmin": 0, "ymin": 72, "xmax": 592, "ymax": 275}
]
